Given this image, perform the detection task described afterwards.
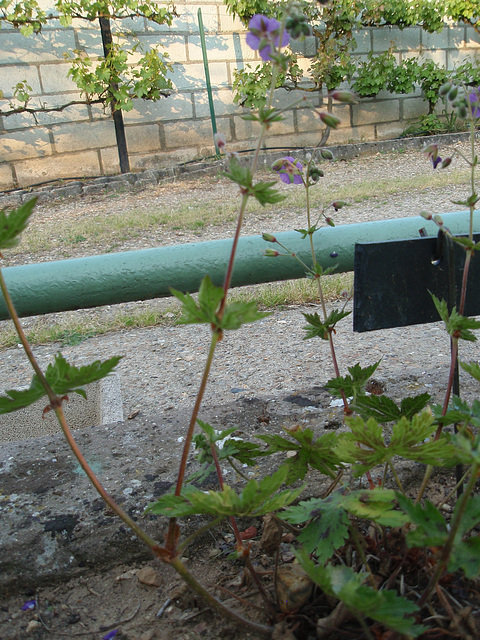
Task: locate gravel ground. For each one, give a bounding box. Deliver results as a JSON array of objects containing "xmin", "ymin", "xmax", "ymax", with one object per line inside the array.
[{"xmin": 0, "ymin": 139, "xmax": 479, "ymax": 422}]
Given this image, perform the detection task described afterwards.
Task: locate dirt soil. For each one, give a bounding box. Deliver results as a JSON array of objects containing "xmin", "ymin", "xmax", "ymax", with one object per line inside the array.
[{"xmin": 1, "ymin": 140, "xmax": 480, "ymax": 640}]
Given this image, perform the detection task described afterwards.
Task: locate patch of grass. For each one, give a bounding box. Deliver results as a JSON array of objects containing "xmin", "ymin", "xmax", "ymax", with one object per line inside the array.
[
  {"xmin": 15, "ymin": 166, "xmax": 470, "ymax": 256},
  {"xmin": 229, "ymin": 274, "xmax": 353, "ymax": 308},
  {"xmin": 0, "ymin": 275, "xmax": 352, "ymax": 349}
]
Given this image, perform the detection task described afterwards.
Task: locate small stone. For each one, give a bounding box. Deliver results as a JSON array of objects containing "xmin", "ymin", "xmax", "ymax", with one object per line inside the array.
[
  {"xmin": 26, "ymin": 620, "xmax": 41, "ymax": 632},
  {"xmin": 137, "ymin": 566, "xmax": 161, "ymax": 587}
]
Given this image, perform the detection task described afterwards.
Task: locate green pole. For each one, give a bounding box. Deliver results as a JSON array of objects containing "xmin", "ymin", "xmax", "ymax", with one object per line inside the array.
[
  {"xmin": 0, "ymin": 212, "xmax": 478, "ymax": 320},
  {"xmin": 198, "ymin": 8, "xmax": 219, "ymax": 154}
]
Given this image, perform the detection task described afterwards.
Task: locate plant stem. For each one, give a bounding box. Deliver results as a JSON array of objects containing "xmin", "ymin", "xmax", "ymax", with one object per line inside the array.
[
  {"xmin": 170, "ymin": 555, "xmax": 274, "ymax": 635},
  {"xmin": 418, "ymin": 462, "xmax": 479, "ymax": 607},
  {"xmin": 0, "ymin": 266, "xmax": 163, "ymax": 552}
]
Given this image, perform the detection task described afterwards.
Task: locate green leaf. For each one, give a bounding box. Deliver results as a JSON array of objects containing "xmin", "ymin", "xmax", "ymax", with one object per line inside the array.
[
  {"xmin": 397, "ymin": 494, "xmax": 448, "ymax": 547},
  {"xmin": 171, "ymin": 276, "xmax": 224, "ymax": 326},
  {"xmin": 0, "ymin": 353, "xmax": 122, "ymax": 414},
  {"xmin": 433, "ymin": 395, "xmax": 480, "ymax": 430},
  {"xmin": 449, "ymin": 537, "xmax": 480, "ymax": 578},
  {"xmin": 336, "ymin": 411, "xmax": 456, "ymax": 475},
  {"xmin": 431, "ymin": 294, "xmax": 480, "ymax": 341},
  {"xmin": 257, "ymin": 427, "xmax": 341, "ymax": 482},
  {"xmin": 221, "ymin": 300, "xmax": 270, "ymax": 330},
  {"xmin": 303, "ymin": 309, "xmax": 351, "ymax": 340},
  {"xmin": 251, "ymin": 180, "xmax": 286, "ymax": 206},
  {"xmin": 221, "ymin": 156, "xmax": 253, "ymax": 190},
  {"xmin": 171, "ymin": 277, "xmax": 268, "ymax": 331},
  {"xmin": 146, "ymin": 466, "xmax": 302, "ymax": 518},
  {"xmin": 0, "ymin": 198, "xmax": 37, "ymax": 249},
  {"xmin": 460, "ymin": 360, "xmax": 480, "ymax": 382},
  {"xmin": 297, "ymin": 552, "xmax": 424, "ymax": 636},
  {"xmin": 282, "ymin": 492, "xmax": 349, "ymax": 563},
  {"xmin": 342, "ymin": 488, "xmax": 407, "ymax": 527},
  {"xmin": 326, "ymin": 361, "xmax": 380, "ymax": 399}
]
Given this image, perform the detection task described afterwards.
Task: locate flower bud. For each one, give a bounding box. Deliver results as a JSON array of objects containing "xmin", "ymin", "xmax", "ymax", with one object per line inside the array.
[
  {"xmin": 320, "ymin": 149, "xmax": 334, "ymax": 160},
  {"xmin": 262, "ymin": 233, "xmax": 277, "ymax": 243},
  {"xmin": 441, "ymin": 157, "xmax": 452, "ymax": 168},
  {"xmin": 214, "ymin": 132, "xmax": 226, "ymax": 150},
  {"xmin": 423, "ymin": 143, "xmax": 438, "ymax": 160},
  {"xmin": 458, "ymin": 104, "xmax": 468, "ymax": 119},
  {"xmin": 448, "ymin": 86, "xmax": 458, "ymax": 101},
  {"xmin": 420, "ymin": 211, "xmax": 433, "ymax": 220},
  {"xmin": 332, "ymin": 201, "xmax": 346, "ymax": 211},
  {"xmin": 325, "ymin": 217, "xmax": 335, "ymax": 227},
  {"xmin": 264, "ymin": 249, "xmax": 279, "ymax": 257},
  {"xmin": 318, "ymin": 112, "xmax": 341, "ymax": 129},
  {"xmin": 329, "ymin": 90, "xmax": 357, "ymax": 104},
  {"xmin": 438, "ymin": 82, "xmax": 452, "ymax": 97},
  {"xmin": 433, "ymin": 214, "xmax": 444, "ymax": 226},
  {"xmin": 308, "ymin": 166, "xmax": 324, "ymax": 182}
]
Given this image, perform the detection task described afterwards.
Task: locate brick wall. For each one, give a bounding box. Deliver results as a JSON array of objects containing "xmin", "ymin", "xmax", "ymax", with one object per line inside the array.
[{"xmin": 0, "ymin": 0, "xmax": 478, "ymax": 190}]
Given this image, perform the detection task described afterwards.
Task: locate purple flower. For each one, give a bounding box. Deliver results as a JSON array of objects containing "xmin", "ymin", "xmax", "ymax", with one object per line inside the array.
[
  {"xmin": 102, "ymin": 631, "xmax": 118, "ymax": 640},
  {"xmin": 246, "ymin": 14, "xmax": 289, "ymax": 61},
  {"xmin": 22, "ymin": 600, "xmax": 36, "ymax": 611},
  {"xmin": 432, "ymin": 155, "xmax": 442, "ymax": 169},
  {"xmin": 272, "ymin": 157, "xmax": 303, "ymax": 184},
  {"xmin": 469, "ymin": 88, "xmax": 480, "ymax": 119}
]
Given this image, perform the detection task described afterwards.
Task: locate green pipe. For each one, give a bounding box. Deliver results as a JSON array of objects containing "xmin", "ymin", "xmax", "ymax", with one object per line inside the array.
[{"xmin": 1, "ymin": 211, "xmax": 478, "ymax": 320}]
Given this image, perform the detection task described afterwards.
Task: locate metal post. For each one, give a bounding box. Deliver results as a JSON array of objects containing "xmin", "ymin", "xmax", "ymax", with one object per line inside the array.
[{"xmin": 198, "ymin": 8, "xmax": 219, "ymax": 154}]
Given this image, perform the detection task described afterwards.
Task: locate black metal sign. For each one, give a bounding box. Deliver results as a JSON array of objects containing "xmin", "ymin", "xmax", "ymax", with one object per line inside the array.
[{"xmin": 353, "ymin": 232, "xmax": 480, "ymax": 332}]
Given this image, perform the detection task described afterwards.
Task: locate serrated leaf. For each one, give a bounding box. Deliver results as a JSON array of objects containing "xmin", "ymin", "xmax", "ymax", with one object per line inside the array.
[
  {"xmin": 251, "ymin": 180, "xmax": 286, "ymax": 206},
  {"xmin": 221, "ymin": 300, "xmax": 270, "ymax": 330},
  {"xmin": 171, "ymin": 276, "xmax": 224, "ymax": 326},
  {"xmin": 257, "ymin": 428, "xmax": 341, "ymax": 482},
  {"xmin": 282, "ymin": 492, "xmax": 349, "ymax": 563},
  {"xmin": 221, "ymin": 156, "xmax": 252, "ymax": 189},
  {"xmin": 171, "ymin": 277, "xmax": 268, "ymax": 331},
  {"xmin": 297, "ymin": 552, "xmax": 424, "ymax": 636},
  {"xmin": 0, "ymin": 198, "xmax": 37, "ymax": 249},
  {"xmin": 397, "ymin": 494, "xmax": 448, "ymax": 547},
  {"xmin": 326, "ymin": 361, "xmax": 380, "ymax": 399},
  {"xmin": 353, "ymin": 395, "xmax": 402, "ymax": 422},
  {"xmin": 449, "ymin": 433, "xmax": 480, "ymax": 466},
  {"xmin": 460, "ymin": 360, "xmax": 480, "ymax": 382},
  {"xmin": 449, "ymin": 537, "xmax": 480, "ymax": 578},
  {"xmin": 336, "ymin": 411, "xmax": 456, "ymax": 475},
  {"xmin": 343, "ymin": 488, "xmax": 407, "ymax": 527},
  {"xmin": 146, "ymin": 467, "xmax": 302, "ymax": 518},
  {"xmin": 431, "ymin": 294, "xmax": 480, "ymax": 341},
  {"xmin": 303, "ymin": 308, "xmax": 351, "ymax": 340},
  {"xmin": 400, "ymin": 393, "xmax": 431, "ymax": 418},
  {"xmin": 433, "ymin": 395, "xmax": 480, "ymax": 430},
  {"xmin": 0, "ymin": 353, "xmax": 122, "ymax": 414}
]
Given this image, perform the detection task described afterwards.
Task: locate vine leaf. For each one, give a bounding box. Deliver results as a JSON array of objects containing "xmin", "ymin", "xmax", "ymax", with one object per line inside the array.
[
  {"xmin": 0, "ymin": 353, "xmax": 122, "ymax": 414},
  {"xmin": 0, "ymin": 198, "xmax": 37, "ymax": 249},
  {"xmin": 297, "ymin": 550, "xmax": 424, "ymax": 637},
  {"xmin": 146, "ymin": 467, "xmax": 302, "ymax": 518}
]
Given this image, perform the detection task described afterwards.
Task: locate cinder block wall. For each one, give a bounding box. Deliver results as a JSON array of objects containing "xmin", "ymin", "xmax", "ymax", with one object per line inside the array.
[{"xmin": 0, "ymin": 0, "xmax": 478, "ymax": 190}]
